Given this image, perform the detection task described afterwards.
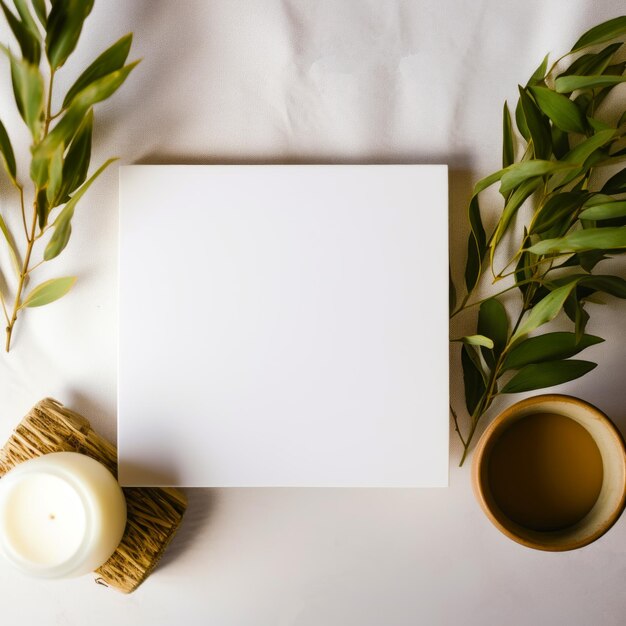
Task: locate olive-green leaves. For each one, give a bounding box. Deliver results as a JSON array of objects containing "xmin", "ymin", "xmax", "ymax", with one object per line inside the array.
[
  {"xmin": 580, "ymin": 201, "xmax": 626, "ymax": 220},
  {"xmin": 477, "ymin": 298, "xmax": 508, "ymax": 367},
  {"xmin": 13, "ymin": 0, "xmax": 40, "ymax": 40},
  {"xmin": 502, "ymin": 102, "xmax": 515, "ymax": 168},
  {"xmin": 6, "ymin": 48, "xmax": 43, "ymax": 139},
  {"xmin": 0, "ymin": 118, "xmax": 16, "ymax": 182},
  {"xmin": 63, "ymin": 33, "xmax": 133, "ymax": 108},
  {"xmin": 501, "ymin": 360, "xmax": 597, "ymax": 393},
  {"xmin": 30, "ymin": 0, "xmax": 46, "ymax": 28},
  {"xmin": 59, "ymin": 108, "xmax": 93, "ymax": 200},
  {"xmin": 71, "ymin": 60, "xmax": 139, "ymax": 110},
  {"xmin": 499, "ymin": 160, "xmax": 576, "ymax": 195},
  {"xmin": 20, "ymin": 276, "xmax": 76, "ymax": 308},
  {"xmin": 46, "ymin": 143, "xmax": 63, "ymax": 207},
  {"xmin": 30, "ymin": 102, "xmax": 85, "ymax": 187},
  {"xmin": 562, "ymin": 43, "xmax": 622, "ymax": 77},
  {"xmin": 518, "ymin": 86, "xmax": 551, "ymax": 159},
  {"xmin": 44, "ymin": 158, "xmax": 117, "ymax": 260},
  {"xmin": 555, "ymin": 74, "xmax": 626, "ymax": 94},
  {"xmin": 0, "ymin": 213, "xmax": 19, "ymax": 275},
  {"xmin": 464, "ymin": 195, "xmax": 486, "ymax": 293},
  {"xmin": 452, "ymin": 16, "xmax": 626, "ymax": 463},
  {"xmin": 501, "ymin": 332, "xmax": 603, "ymax": 371},
  {"xmin": 451, "ymin": 335, "xmax": 494, "ymax": 349},
  {"xmin": 511, "ymin": 282, "xmax": 578, "ymax": 342},
  {"xmin": 45, "ymin": 0, "xmax": 94, "ymax": 69},
  {"xmin": 461, "ymin": 345, "xmax": 486, "ymax": 416},
  {"xmin": 572, "ymin": 16, "xmax": 626, "ymax": 51},
  {"xmin": 529, "ymin": 86, "xmax": 586, "ymax": 134},
  {"xmin": 530, "ymin": 191, "xmax": 587, "ymax": 235},
  {"xmin": 602, "ymin": 168, "xmax": 626, "ymax": 194},
  {"xmin": 0, "ymin": 1, "xmax": 40, "ymax": 65},
  {"xmin": 0, "ymin": 1, "xmax": 137, "ymax": 352},
  {"xmin": 527, "ymin": 226, "xmax": 626, "ymax": 255}
]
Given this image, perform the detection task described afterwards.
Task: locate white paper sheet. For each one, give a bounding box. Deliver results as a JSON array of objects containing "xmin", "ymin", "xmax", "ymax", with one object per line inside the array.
[{"xmin": 118, "ymin": 164, "xmax": 448, "ymax": 487}]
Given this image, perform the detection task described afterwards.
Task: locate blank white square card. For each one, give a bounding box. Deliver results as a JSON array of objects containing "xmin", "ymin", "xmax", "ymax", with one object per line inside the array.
[{"xmin": 118, "ymin": 165, "xmax": 449, "ymax": 487}]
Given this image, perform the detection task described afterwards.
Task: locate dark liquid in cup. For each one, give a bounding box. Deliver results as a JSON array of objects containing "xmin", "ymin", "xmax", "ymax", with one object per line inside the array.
[{"xmin": 487, "ymin": 412, "xmax": 604, "ymax": 531}]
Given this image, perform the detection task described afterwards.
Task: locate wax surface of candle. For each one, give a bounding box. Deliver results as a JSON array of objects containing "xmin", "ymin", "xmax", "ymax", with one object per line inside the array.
[
  {"xmin": 0, "ymin": 452, "xmax": 127, "ymax": 578},
  {"xmin": 1, "ymin": 473, "xmax": 86, "ymax": 566}
]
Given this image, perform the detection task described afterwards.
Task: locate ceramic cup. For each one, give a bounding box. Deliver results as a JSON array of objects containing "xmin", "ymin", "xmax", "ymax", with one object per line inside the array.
[{"xmin": 472, "ymin": 394, "xmax": 626, "ymax": 551}]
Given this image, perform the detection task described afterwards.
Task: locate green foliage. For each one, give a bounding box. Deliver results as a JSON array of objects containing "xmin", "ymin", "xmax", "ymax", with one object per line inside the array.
[
  {"xmin": 451, "ymin": 16, "xmax": 626, "ymax": 464},
  {"xmin": 0, "ymin": 1, "xmax": 138, "ymax": 350}
]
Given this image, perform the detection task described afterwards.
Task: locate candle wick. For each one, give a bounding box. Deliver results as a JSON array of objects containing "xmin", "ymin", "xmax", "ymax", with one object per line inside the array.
[{"xmin": 49, "ymin": 514, "xmax": 56, "ymax": 520}]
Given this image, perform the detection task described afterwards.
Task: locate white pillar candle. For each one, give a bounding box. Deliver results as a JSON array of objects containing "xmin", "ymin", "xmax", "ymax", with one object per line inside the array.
[{"xmin": 0, "ymin": 452, "xmax": 127, "ymax": 578}]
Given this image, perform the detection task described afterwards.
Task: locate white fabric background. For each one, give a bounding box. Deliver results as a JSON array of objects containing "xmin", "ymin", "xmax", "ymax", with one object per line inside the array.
[{"xmin": 0, "ymin": 1, "xmax": 626, "ymax": 624}]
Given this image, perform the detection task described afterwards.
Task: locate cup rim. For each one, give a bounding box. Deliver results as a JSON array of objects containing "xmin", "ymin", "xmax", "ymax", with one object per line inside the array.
[{"xmin": 471, "ymin": 394, "xmax": 626, "ymax": 551}]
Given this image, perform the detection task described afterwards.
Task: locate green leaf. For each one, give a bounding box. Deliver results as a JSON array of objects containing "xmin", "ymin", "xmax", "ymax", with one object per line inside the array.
[
  {"xmin": 491, "ymin": 178, "xmax": 540, "ymax": 254},
  {"xmin": 59, "ymin": 108, "xmax": 93, "ymax": 198},
  {"xmin": 515, "ymin": 228, "xmax": 532, "ymax": 299},
  {"xmin": 461, "ymin": 345, "xmax": 486, "ymax": 416},
  {"xmin": 518, "ymin": 86, "xmax": 551, "ymax": 159},
  {"xmin": 0, "ymin": 118, "xmax": 16, "ymax": 182},
  {"xmin": 30, "ymin": 102, "xmax": 86, "ymax": 187},
  {"xmin": 72, "ymin": 61, "xmax": 140, "ymax": 110},
  {"xmin": 530, "ymin": 191, "xmax": 587, "ymax": 235},
  {"xmin": 30, "ymin": 0, "xmax": 46, "ymax": 27},
  {"xmin": 0, "ymin": 212, "xmax": 20, "ymax": 275},
  {"xmin": 561, "ymin": 43, "xmax": 623, "ymax": 77},
  {"xmin": 8, "ymin": 51, "xmax": 43, "ymax": 139},
  {"xmin": 515, "ymin": 97, "xmax": 530, "ymax": 141},
  {"xmin": 502, "ymin": 101, "xmax": 515, "ymax": 168},
  {"xmin": 530, "ymin": 86, "xmax": 586, "ymax": 134},
  {"xmin": 477, "ymin": 298, "xmax": 508, "ymax": 368},
  {"xmin": 563, "ymin": 129, "xmax": 615, "ymax": 164},
  {"xmin": 464, "ymin": 195, "xmax": 486, "ymax": 293},
  {"xmin": 44, "ymin": 158, "xmax": 116, "ymax": 260},
  {"xmin": 499, "ymin": 160, "xmax": 575, "ymax": 196},
  {"xmin": 501, "ymin": 332, "xmax": 603, "ymax": 372},
  {"xmin": 63, "ymin": 33, "xmax": 133, "ymax": 109},
  {"xmin": 501, "ymin": 359, "xmax": 597, "ymax": 393},
  {"xmin": 20, "ymin": 276, "xmax": 76, "ymax": 308},
  {"xmin": 527, "ymin": 226, "xmax": 626, "ymax": 255},
  {"xmin": 579, "ymin": 200, "xmax": 626, "ymax": 220},
  {"xmin": 45, "ymin": 0, "xmax": 94, "ymax": 69},
  {"xmin": 13, "ymin": 0, "xmax": 41, "ymax": 39},
  {"xmin": 0, "ymin": 0, "xmax": 40, "ymax": 64},
  {"xmin": 46, "ymin": 143, "xmax": 63, "ymax": 207},
  {"xmin": 555, "ymin": 74, "xmax": 626, "ymax": 94},
  {"xmin": 528, "ymin": 54, "xmax": 549, "ymax": 85},
  {"xmin": 452, "ymin": 335, "xmax": 495, "ymax": 349},
  {"xmin": 549, "ymin": 129, "xmax": 616, "ymax": 189},
  {"xmin": 587, "ymin": 117, "xmax": 613, "ymax": 132},
  {"xmin": 449, "ymin": 269, "xmax": 456, "ymax": 315},
  {"xmin": 35, "ymin": 187, "xmax": 47, "ymax": 229},
  {"xmin": 576, "ymin": 274, "xmax": 626, "ymax": 299},
  {"xmin": 551, "ymin": 126, "xmax": 570, "ymax": 159},
  {"xmin": 577, "ymin": 251, "xmax": 611, "ymax": 272},
  {"xmin": 602, "ymin": 168, "xmax": 626, "ymax": 194},
  {"xmin": 511, "ymin": 281, "xmax": 579, "ymax": 342},
  {"xmin": 571, "ymin": 16, "xmax": 626, "ymax": 51},
  {"xmin": 563, "ymin": 293, "xmax": 590, "ymax": 342},
  {"xmin": 473, "ymin": 168, "xmax": 506, "ymax": 196}
]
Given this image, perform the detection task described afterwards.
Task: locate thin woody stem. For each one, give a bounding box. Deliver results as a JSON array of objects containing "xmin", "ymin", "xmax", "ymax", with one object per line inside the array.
[{"xmin": 5, "ymin": 68, "xmax": 55, "ymax": 351}]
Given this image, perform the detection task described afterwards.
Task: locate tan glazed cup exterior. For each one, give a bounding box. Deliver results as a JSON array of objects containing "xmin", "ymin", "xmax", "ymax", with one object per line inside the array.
[{"xmin": 472, "ymin": 394, "xmax": 626, "ymax": 551}]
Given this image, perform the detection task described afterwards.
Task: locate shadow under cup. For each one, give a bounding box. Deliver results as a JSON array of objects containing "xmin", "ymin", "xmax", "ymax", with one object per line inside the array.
[{"xmin": 472, "ymin": 395, "xmax": 626, "ymax": 551}]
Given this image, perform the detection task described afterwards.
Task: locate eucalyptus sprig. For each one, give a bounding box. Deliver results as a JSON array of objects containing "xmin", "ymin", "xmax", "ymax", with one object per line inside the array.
[
  {"xmin": 451, "ymin": 16, "xmax": 626, "ymax": 465},
  {"xmin": 0, "ymin": 0, "xmax": 138, "ymax": 351}
]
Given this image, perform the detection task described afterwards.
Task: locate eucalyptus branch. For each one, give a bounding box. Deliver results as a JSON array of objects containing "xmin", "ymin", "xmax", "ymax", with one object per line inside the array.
[
  {"xmin": 451, "ymin": 16, "xmax": 626, "ymax": 464},
  {"xmin": 0, "ymin": 1, "xmax": 138, "ymax": 351}
]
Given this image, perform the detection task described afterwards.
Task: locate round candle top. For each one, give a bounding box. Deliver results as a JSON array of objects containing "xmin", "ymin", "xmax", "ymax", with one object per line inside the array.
[{"xmin": 0, "ymin": 452, "xmax": 127, "ymax": 578}]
